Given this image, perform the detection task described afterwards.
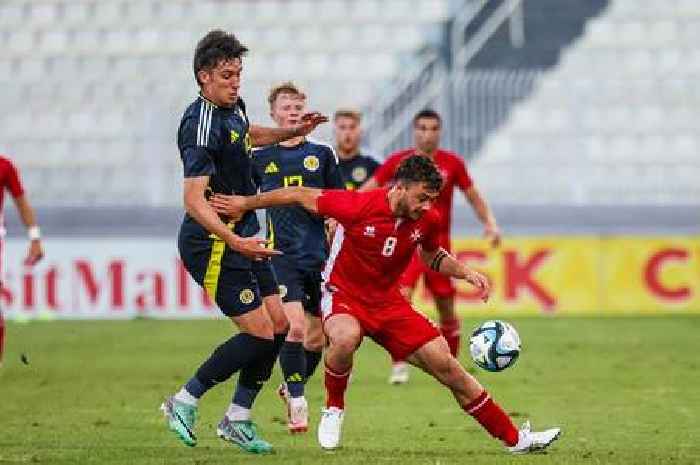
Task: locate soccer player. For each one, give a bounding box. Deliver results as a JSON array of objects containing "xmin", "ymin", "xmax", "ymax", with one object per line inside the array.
[
  {"xmin": 212, "ymin": 155, "xmax": 560, "ymax": 454},
  {"xmin": 333, "ymin": 109, "xmax": 379, "ymax": 190},
  {"xmin": 361, "ymin": 109, "xmax": 501, "ymax": 384},
  {"xmin": 161, "ymin": 30, "xmax": 326, "ymax": 454},
  {"xmin": 0, "ymin": 155, "xmax": 44, "ymax": 365},
  {"xmin": 243, "ymin": 82, "xmax": 344, "ymax": 433}
]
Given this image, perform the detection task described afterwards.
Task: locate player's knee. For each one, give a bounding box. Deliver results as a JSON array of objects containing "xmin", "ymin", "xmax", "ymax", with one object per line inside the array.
[
  {"xmin": 330, "ymin": 329, "xmax": 361, "ymax": 354},
  {"xmin": 244, "ymin": 317, "xmax": 275, "ymax": 340},
  {"xmin": 304, "ymin": 329, "xmax": 325, "ymax": 352},
  {"xmin": 273, "ymin": 318, "xmax": 289, "ymax": 334}
]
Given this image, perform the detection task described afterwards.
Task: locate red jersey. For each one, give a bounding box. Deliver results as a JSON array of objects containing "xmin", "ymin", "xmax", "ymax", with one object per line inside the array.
[
  {"xmin": 317, "ymin": 188, "xmax": 441, "ymax": 305},
  {"xmin": 372, "ymin": 148, "xmax": 473, "ymax": 238},
  {"xmin": 0, "ymin": 157, "xmax": 24, "ymax": 231}
]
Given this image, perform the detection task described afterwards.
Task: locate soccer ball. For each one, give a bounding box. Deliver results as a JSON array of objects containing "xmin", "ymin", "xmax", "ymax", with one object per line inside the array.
[{"xmin": 469, "ymin": 320, "xmax": 521, "ymax": 372}]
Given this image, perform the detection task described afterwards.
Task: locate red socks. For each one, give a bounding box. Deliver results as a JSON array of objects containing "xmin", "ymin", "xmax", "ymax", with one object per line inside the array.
[
  {"xmin": 440, "ymin": 317, "xmax": 461, "ymax": 357},
  {"xmin": 324, "ymin": 363, "xmax": 351, "ymax": 409},
  {"xmin": 464, "ymin": 390, "xmax": 519, "ymax": 447}
]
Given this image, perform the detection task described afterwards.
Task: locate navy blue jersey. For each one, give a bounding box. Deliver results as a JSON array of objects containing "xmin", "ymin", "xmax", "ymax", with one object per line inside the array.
[
  {"xmin": 252, "ymin": 139, "xmax": 345, "ymax": 268},
  {"xmin": 337, "ymin": 153, "xmax": 380, "ymax": 190},
  {"xmin": 178, "ymin": 95, "xmax": 259, "ymax": 267}
]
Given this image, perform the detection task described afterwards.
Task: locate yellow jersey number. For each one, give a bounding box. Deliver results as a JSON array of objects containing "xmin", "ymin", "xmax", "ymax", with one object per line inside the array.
[{"xmin": 283, "ymin": 175, "xmax": 303, "ymax": 187}]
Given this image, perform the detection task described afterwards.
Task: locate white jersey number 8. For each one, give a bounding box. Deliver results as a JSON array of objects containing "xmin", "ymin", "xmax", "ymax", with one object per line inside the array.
[{"xmin": 381, "ymin": 236, "xmax": 398, "ymax": 257}]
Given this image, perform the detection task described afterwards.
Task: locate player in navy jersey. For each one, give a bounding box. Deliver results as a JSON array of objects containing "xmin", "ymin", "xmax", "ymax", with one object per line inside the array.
[
  {"xmin": 333, "ymin": 109, "xmax": 379, "ymax": 190},
  {"xmin": 161, "ymin": 30, "xmax": 327, "ymax": 454},
  {"xmin": 226, "ymin": 82, "xmax": 344, "ymax": 433}
]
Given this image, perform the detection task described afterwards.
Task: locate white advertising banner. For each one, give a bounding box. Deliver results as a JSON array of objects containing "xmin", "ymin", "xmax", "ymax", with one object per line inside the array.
[{"xmin": 2, "ymin": 238, "xmax": 221, "ymax": 319}]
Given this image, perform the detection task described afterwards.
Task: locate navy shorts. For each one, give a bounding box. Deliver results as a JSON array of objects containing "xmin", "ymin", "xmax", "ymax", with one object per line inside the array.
[
  {"xmin": 178, "ymin": 231, "xmax": 262, "ymax": 317},
  {"xmin": 272, "ymin": 256, "xmax": 322, "ymax": 316},
  {"xmin": 251, "ymin": 259, "xmax": 280, "ymax": 298}
]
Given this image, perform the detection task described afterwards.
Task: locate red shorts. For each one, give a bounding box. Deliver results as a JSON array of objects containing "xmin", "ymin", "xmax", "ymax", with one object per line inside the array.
[
  {"xmin": 400, "ymin": 250, "xmax": 456, "ymax": 299},
  {"xmin": 321, "ymin": 288, "xmax": 440, "ymax": 361}
]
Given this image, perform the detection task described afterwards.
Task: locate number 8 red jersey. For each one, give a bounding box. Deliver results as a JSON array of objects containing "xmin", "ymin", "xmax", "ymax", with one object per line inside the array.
[{"xmin": 317, "ymin": 188, "xmax": 441, "ymax": 307}]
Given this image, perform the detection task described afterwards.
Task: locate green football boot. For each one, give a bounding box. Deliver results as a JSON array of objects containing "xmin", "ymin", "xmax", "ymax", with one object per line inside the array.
[
  {"xmin": 160, "ymin": 396, "xmax": 198, "ymax": 447},
  {"xmin": 217, "ymin": 417, "xmax": 274, "ymax": 454}
]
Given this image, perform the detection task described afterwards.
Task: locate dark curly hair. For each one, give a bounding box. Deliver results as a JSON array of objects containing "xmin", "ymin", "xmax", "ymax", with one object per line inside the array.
[
  {"xmin": 393, "ymin": 155, "xmax": 443, "ymax": 192},
  {"xmin": 193, "ymin": 30, "xmax": 248, "ymax": 86}
]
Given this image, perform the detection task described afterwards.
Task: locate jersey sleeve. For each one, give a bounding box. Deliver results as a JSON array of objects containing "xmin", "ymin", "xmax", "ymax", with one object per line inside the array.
[
  {"xmin": 371, "ymin": 153, "xmax": 402, "ymax": 186},
  {"xmin": 323, "ymin": 147, "xmax": 346, "ymax": 190},
  {"xmin": 4, "ymin": 159, "xmax": 25, "ymax": 198},
  {"xmin": 419, "ymin": 210, "xmax": 442, "ymax": 253},
  {"xmin": 365, "ymin": 157, "xmax": 381, "ymax": 178},
  {"xmin": 454, "ymin": 156, "xmax": 474, "ymax": 192},
  {"xmin": 178, "ymin": 114, "xmax": 221, "ymax": 178},
  {"xmin": 316, "ymin": 189, "xmax": 362, "ymax": 225}
]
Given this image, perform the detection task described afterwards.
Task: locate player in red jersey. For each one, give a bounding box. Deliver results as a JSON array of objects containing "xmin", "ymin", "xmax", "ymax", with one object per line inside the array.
[
  {"xmin": 211, "ymin": 156, "xmax": 560, "ymax": 454},
  {"xmin": 0, "ymin": 155, "xmax": 44, "ymax": 365},
  {"xmin": 361, "ymin": 109, "xmax": 501, "ymax": 384}
]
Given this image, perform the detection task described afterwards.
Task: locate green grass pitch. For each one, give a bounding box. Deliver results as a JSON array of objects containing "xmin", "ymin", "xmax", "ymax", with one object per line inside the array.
[{"xmin": 1, "ymin": 316, "xmax": 699, "ymax": 465}]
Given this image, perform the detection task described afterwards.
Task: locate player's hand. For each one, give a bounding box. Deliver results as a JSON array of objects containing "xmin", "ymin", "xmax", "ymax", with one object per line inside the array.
[
  {"xmin": 484, "ymin": 223, "xmax": 501, "ymax": 248},
  {"xmin": 464, "ymin": 269, "xmax": 490, "ymax": 303},
  {"xmin": 295, "ymin": 112, "xmax": 329, "ymax": 136},
  {"xmin": 24, "ymin": 239, "xmax": 44, "ymax": 266},
  {"xmin": 210, "ymin": 194, "xmax": 247, "ymax": 221},
  {"xmin": 229, "ymin": 236, "xmax": 282, "ymax": 261},
  {"xmin": 325, "ymin": 218, "xmax": 338, "ymax": 246}
]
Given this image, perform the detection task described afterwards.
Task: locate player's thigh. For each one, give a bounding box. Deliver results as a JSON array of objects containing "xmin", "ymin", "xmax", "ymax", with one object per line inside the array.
[
  {"xmin": 232, "ymin": 305, "xmax": 274, "ymax": 339},
  {"xmin": 372, "ymin": 301, "xmax": 441, "ymax": 362}
]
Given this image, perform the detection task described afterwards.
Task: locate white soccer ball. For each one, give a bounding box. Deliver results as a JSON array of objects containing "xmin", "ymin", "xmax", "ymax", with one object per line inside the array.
[{"xmin": 469, "ymin": 320, "xmax": 521, "ymax": 372}]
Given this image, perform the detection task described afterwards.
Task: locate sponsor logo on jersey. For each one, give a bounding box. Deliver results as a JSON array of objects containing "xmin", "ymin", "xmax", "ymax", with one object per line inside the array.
[
  {"xmin": 303, "ymin": 155, "xmax": 320, "ymax": 172},
  {"xmin": 364, "ymin": 225, "xmax": 376, "ymax": 237},
  {"xmin": 239, "ymin": 288, "xmax": 255, "ymax": 304},
  {"xmin": 351, "ymin": 166, "xmax": 368, "ymax": 183},
  {"xmin": 265, "ymin": 161, "xmax": 279, "ymax": 174}
]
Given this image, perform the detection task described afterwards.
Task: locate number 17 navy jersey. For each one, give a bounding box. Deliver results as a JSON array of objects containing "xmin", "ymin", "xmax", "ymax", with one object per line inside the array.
[{"xmin": 252, "ymin": 139, "xmax": 345, "ymax": 269}]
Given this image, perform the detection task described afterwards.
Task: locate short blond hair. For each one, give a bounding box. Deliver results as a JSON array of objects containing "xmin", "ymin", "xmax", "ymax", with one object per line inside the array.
[
  {"xmin": 268, "ymin": 81, "xmax": 306, "ymax": 108},
  {"xmin": 334, "ymin": 108, "xmax": 362, "ymax": 122}
]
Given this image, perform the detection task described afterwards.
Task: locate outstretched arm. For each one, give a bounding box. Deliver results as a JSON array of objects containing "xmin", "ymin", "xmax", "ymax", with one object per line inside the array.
[
  {"xmin": 210, "ymin": 186, "xmax": 323, "ymax": 219},
  {"xmin": 12, "ymin": 195, "xmax": 43, "ymax": 266},
  {"xmin": 249, "ymin": 112, "xmax": 328, "ymax": 147},
  {"xmin": 464, "ymin": 185, "xmax": 501, "ymax": 247},
  {"xmin": 419, "ymin": 246, "xmax": 490, "ymax": 302},
  {"xmin": 183, "ymin": 177, "xmax": 280, "ymax": 260}
]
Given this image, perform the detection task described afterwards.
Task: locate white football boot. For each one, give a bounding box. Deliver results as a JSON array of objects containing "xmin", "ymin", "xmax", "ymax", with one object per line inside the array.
[
  {"xmin": 507, "ymin": 421, "xmax": 561, "ymax": 454},
  {"xmin": 388, "ymin": 362, "xmax": 410, "ymax": 385},
  {"xmin": 288, "ymin": 396, "xmax": 309, "ymax": 433},
  {"xmin": 317, "ymin": 407, "xmax": 344, "ymax": 450}
]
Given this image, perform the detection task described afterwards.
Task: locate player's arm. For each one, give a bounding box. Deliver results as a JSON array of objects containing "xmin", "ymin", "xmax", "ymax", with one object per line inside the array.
[
  {"xmin": 183, "ymin": 176, "xmax": 280, "ymax": 260},
  {"xmin": 419, "ymin": 246, "xmax": 490, "ymax": 302},
  {"xmin": 249, "ymin": 112, "xmax": 328, "ymax": 147},
  {"xmin": 11, "ymin": 195, "xmax": 43, "ymax": 266},
  {"xmin": 210, "ymin": 187, "xmax": 322, "ymax": 217},
  {"xmin": 464, "ymin": 185, "xmax": 501, "ymax": 247},
  {"xmin": 357, "ymin": 176, "xmax": 378, "ymax": 191}
]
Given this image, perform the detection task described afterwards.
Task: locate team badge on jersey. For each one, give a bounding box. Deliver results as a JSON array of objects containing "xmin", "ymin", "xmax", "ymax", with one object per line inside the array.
[
  {"xmin": 352, "ymin": 166, "xmax": 368, "ymax": 183},
  {"xmin": 239, "ymin": 288, "xmax": 255, "ymax": 304},
  {"xmin": 364, "ymin": 225, "xmax": 376, "ymax": 237},
  {"xmin": 230, "ymin": 130, "xmax": 240, "ymax": 144},
  {"xmin": 410, "ymin": 228, "xmax": 422, "ymax": 242},
  {"xmin": 303, "ymin": 155, "xmax": 320, "ymax": 172}
]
